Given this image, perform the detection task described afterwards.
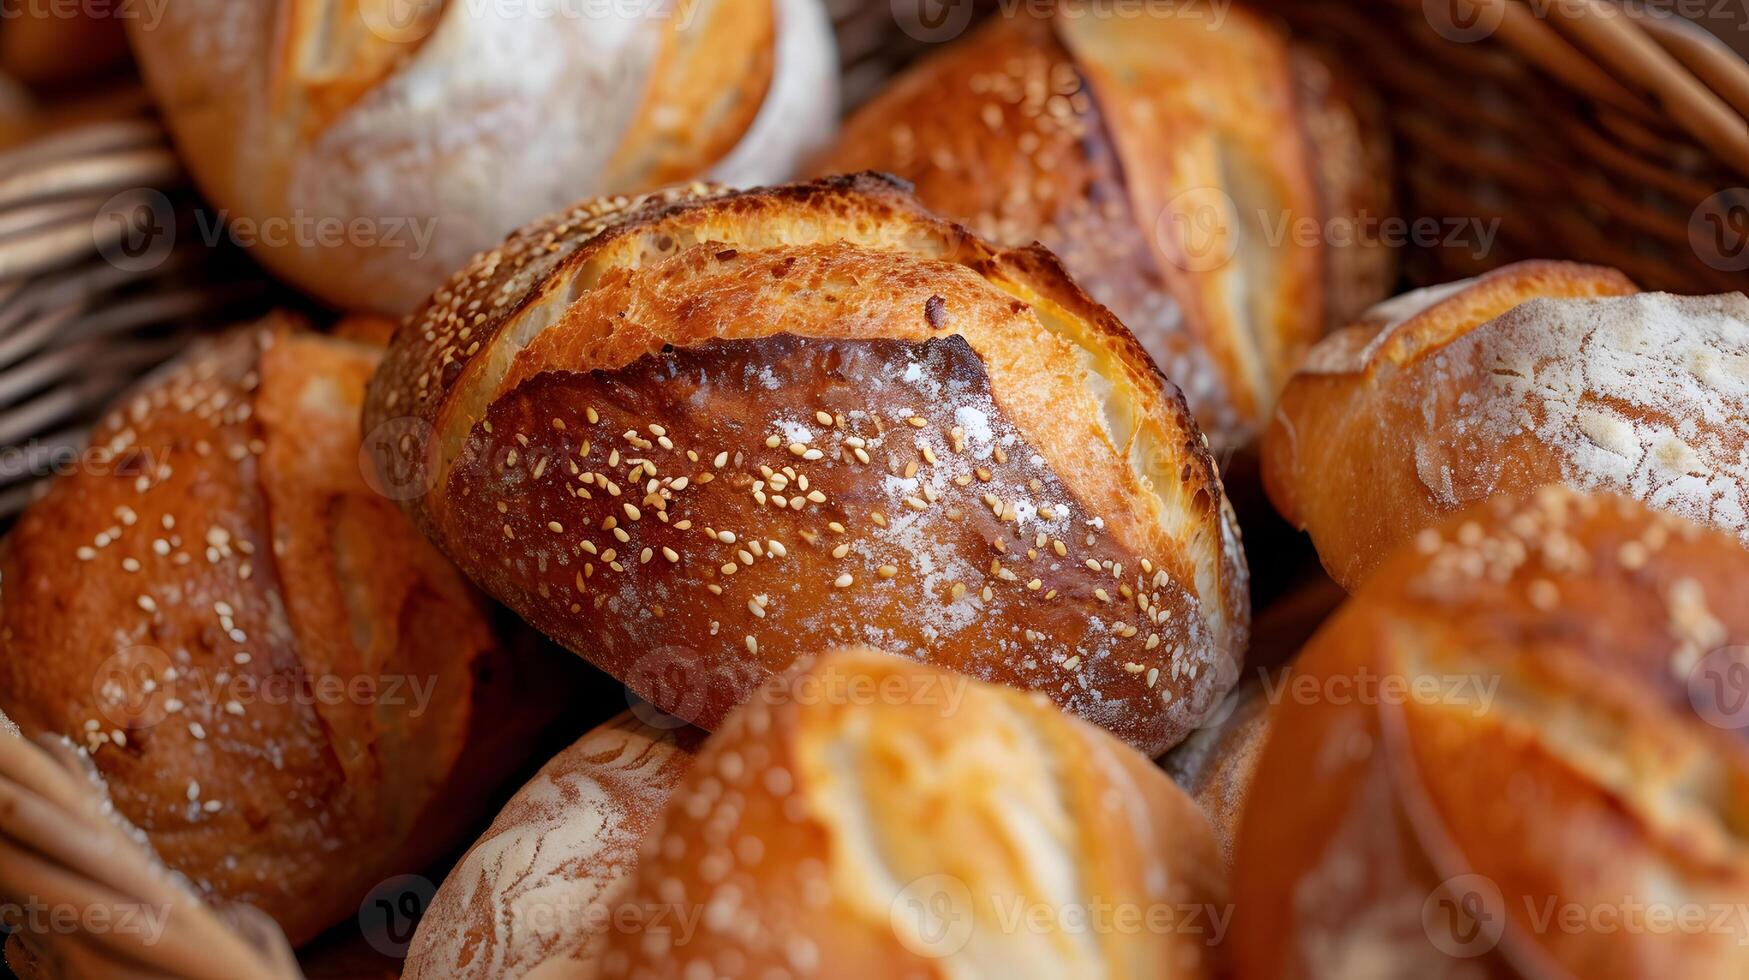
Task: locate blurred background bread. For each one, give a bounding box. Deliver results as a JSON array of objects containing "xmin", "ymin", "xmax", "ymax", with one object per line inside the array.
[
  {"xmin": 601, "ymin": 648, "xmax": 1227, "ymax": 978},
  {"xmin": 1232, "ymin": 487, "xmax": 1749, "ymax": 977},
  {"xmin": 1264, "ymin": 260, "xmax": 1748, "ymax": 590},
  {"xmin": 0, "ymin": 314, "xmax": 524, "ymax": 945},
  {"xmin": 364, "ymin": 173, "xmax": 1251, "ymax": 757},
  {"xmin": 406, "ymin": 712, "xmax": 700, "ymax": 980},
  {"xmin": 125, "ymin": 0, "xmax": 839, "ymax": 314},
  {"xmin": 810, "ymin": 4, "xmax": 1395, "ymax": 450}
]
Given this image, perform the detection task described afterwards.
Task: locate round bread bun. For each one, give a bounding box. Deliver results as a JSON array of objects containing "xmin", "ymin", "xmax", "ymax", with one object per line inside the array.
[
  {"xmin": 1263, "ymin": 259, "xmax": 1749, "ymax": 590},
  {"xmin": 363, "ymin": 173, "xmax": 1251, "ymax": 757},
  {"xmin": 598, "ymin": 647, "xmax": 1227, "ymax": 978},
  {"xmin": 406, "ymin": 712, "xmax": 701, "ymax": 980},
  {"xmin": 125, "ymin": 0, "xmax": 838, "ymax": 314},
  {"xmin": 1231, "ymin": 487, "xmax": 1749, "ymax": 977},
  {"xmin": 809, "ymin": 7, "xmax": 1394, "ymax": 449},
  {"xmin": 0, "ymin": 315, "xmax": 514, "ymax": 945}
]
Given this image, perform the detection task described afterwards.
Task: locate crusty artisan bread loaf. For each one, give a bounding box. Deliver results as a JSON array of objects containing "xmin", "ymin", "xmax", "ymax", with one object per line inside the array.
[
  {"xmin": 811, "ymin": 7, "xmax": 1394, "ymax": 449},
  {"xmin": 600, "ymin": 648, "xmax": 1227, "ymax": 978},
  {"xmin": 364, "ymin": 173, "xmax": 1251, "ymax": 757},
  {"xmin": 1263, "ymin": 260, "xmax": 1749, "ymax": 590},
  {"xmin": 406, "ymin": 713, "xmax": 700, "ymax": 980},
  {"xmin": 0, "ymin": 315, "xmax": 515, "ymax": 945},
  {"xmin": 1232, "ymin": 487, "xmax": 1749, "ymax": 977},
  {"xmin": 126, "ymin": 0, "xmax": 838, "ymax": 314}
]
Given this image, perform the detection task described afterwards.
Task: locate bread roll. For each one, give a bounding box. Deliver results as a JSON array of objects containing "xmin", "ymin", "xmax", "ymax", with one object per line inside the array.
[
  {"xmin": 406, "ymin": 713, "xmax": 700, "ymax": 980},
  {"xmin": 1231, "ymin": 487, "xmax": 1749, "ymax": 977},
  {"xmin": 810, "ymin": 7, "xmax": 1394, "ymax": 449},
  {"xmin": 599, "ymin": 647, "xmax": 1227, "ymax": 978},
  {"xmin": 0, "ymin": 316, "xmax": 512, "ymax": 945},
  {"xmin": 1264, "ymin": 260, "xmax": 1749, "ymax": 590},
  {"xmin": 126, "ymin": 0, "xmax": 837, "ymax": 314},
  {"xmin": 363, "ymin": 173, "xmax": 1250, "ymax": 757}
]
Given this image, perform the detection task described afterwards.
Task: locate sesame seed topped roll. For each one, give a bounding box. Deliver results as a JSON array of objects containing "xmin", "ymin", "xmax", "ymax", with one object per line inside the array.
[
  {"xmin": 0, "ymin": 316, "xmax": 517, "ymax": 945},
  {"xmin": 364, "ymin": 173, "xmax": 1250, "ymax": 757},
  {"xmin": 810, "ymin": 7, "xmax": 1395, "ymax": 450},
  {"xmin": 1232, "ymin": 487, "xmax": 1749, "ymax": 978}
]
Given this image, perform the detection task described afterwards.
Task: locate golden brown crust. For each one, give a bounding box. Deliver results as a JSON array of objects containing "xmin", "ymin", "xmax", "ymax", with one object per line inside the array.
[
  {"xmin": 126, "ymin": 0, "xmax": 835, "ymax": 314},
  {"xmin": 407, "ymin": 713, "xmax": 701, "ymax": 980},
  {"xmin": 810, "ymin": 7, "xmax": 1392, "ymax": 449},
  {"xmin": 1261, "ymin": 260, "xmax": 1749, "ymax": 591},
  {"xmin": 600, "ymin": 648, "xmax": 1227, "ymax": 978},
  {"xmin": 1232, "ymin": 487, "xmax": 1749, "ymax": 978},
  {"xmin": 365, "ymin": 174, "xmax": 1250, "ymax": 756},
  {"xmin": 0, "ymin": 317, "xmax": 507, "ymax": 944}
]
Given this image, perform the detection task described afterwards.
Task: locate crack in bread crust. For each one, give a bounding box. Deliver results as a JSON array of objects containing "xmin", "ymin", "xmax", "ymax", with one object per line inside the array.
[{"xmin": 367, "ymin": 175, "xmax": 1249, "ymax": 755}]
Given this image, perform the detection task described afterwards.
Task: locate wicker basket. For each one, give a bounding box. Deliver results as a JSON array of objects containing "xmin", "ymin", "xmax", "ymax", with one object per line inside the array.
[
  {"xmin": 0, "ymin": 108, "xmax": 273, "ymax": 522},
  {"xmin": 1267, "ymin": 0, "xmax": 1749, "ymax": 293},
  {"xmin": 0, "ymin": 2, "xmax": 1743, "ymax": 977}
]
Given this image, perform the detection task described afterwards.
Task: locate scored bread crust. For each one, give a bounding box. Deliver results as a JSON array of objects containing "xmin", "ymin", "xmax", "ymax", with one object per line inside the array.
[
  {"xmin": 809, "ymin": 9, "xmax": 1394, "ymax": 449},
  {"xmin": 1231, "ymin": 488, "xmax": 1749, "ymax": 978},
  {"xmin": 0, "ymin": 317, "xmax": 508, "ymax": 945},
  {"xmin": 406, "ymin": 713, "xmax": 701, "ymax": 980},
  {"xmin": 1266, "ymin": 260, "xmax": 1749, "ymax": 591},
  {"xmin": 599, "ymin": 648, "xmax": 1227, "ymax": 978},
  {"xmin": 365, "ymin": 173, "xmax": 1249, "ymax": 756},
  {"xmin": 126, "ymin": 0, "xmax": 836, "ymax": 314}
]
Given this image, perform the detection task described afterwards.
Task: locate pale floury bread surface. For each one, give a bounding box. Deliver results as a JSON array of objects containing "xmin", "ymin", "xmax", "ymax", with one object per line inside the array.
[
  {"xmin": 599, "ymin": 648, "xmax": 1227, "ymax": 978},
  {"xmin": 364, "ymin": 174, "xmax": 1251, "ymax": 757},
  {"xmin": 126, "ymin": 0, "xmax": 838, "ymax": 313},
  {"xmin": 1232, "ymin": 487, "xmax": 1749, "ymax": 978},
  {"xmin": 406, "ymin": 713, "xmax": 700, "ymax": 980},
  {"xmin": 811, "ymin": 7, "xmax": 1395, "ymax": 449},
  {"xmin": 1263, "ymin": 260, "xmax": 1749, "ymax": 590},
  {"xmin": 0, "ymin": 317, "xmax": 511, "ymax": 945}
]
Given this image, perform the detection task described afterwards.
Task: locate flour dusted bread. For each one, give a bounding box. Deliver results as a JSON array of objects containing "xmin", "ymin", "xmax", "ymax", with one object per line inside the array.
[
  {"xmin": 1231, "ymin": 487, "xmax": 1749, "ymax": 977},
  {"xmin": 126, "ymin": 0, "xmax": 837, "ymax": 314},
  {"xmin": 811, "ymin": 7, "xmax": 1393, "ymax": 448},
  {"xmin": 1263, "ymin": 260, "xmax": 1749, "ymax": 590},
  {"xmin": 364, "ymin": 174, "xmax": 1250, "ymax": 757},
  {"xmin": 0, "ymin": 316, "xmax": 513, "ymax": 945},
  {"xmin": 406, "ymin": 713, "xmax": 700, "ymax": 980},
  {"xmin": 599, "ymin": 648, "xmax": 1227, "ymax": 978}
]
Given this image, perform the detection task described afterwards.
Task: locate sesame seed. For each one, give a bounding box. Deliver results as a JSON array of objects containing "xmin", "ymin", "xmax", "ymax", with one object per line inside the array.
[
  {"xmin": 663, "ymin": 547, "xmax": 679, "ymax": 563},
  {"xmin": 548, "ymin": 521, "xmax": 565, "ymax": 533},
  {"xmin": 624, "ymin": 503, "xmax": 642, "ymax": 521},
  {"xmin": 878, "ymin": 565, "xmax": 898, "ymax": 579},
  {"xmin": 746, "ymin": 636, "xmax": 758, "ymax": 654},
  {"xmin": 834, "ymin": 573, "xmax": 854, "ymax": 588}
]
